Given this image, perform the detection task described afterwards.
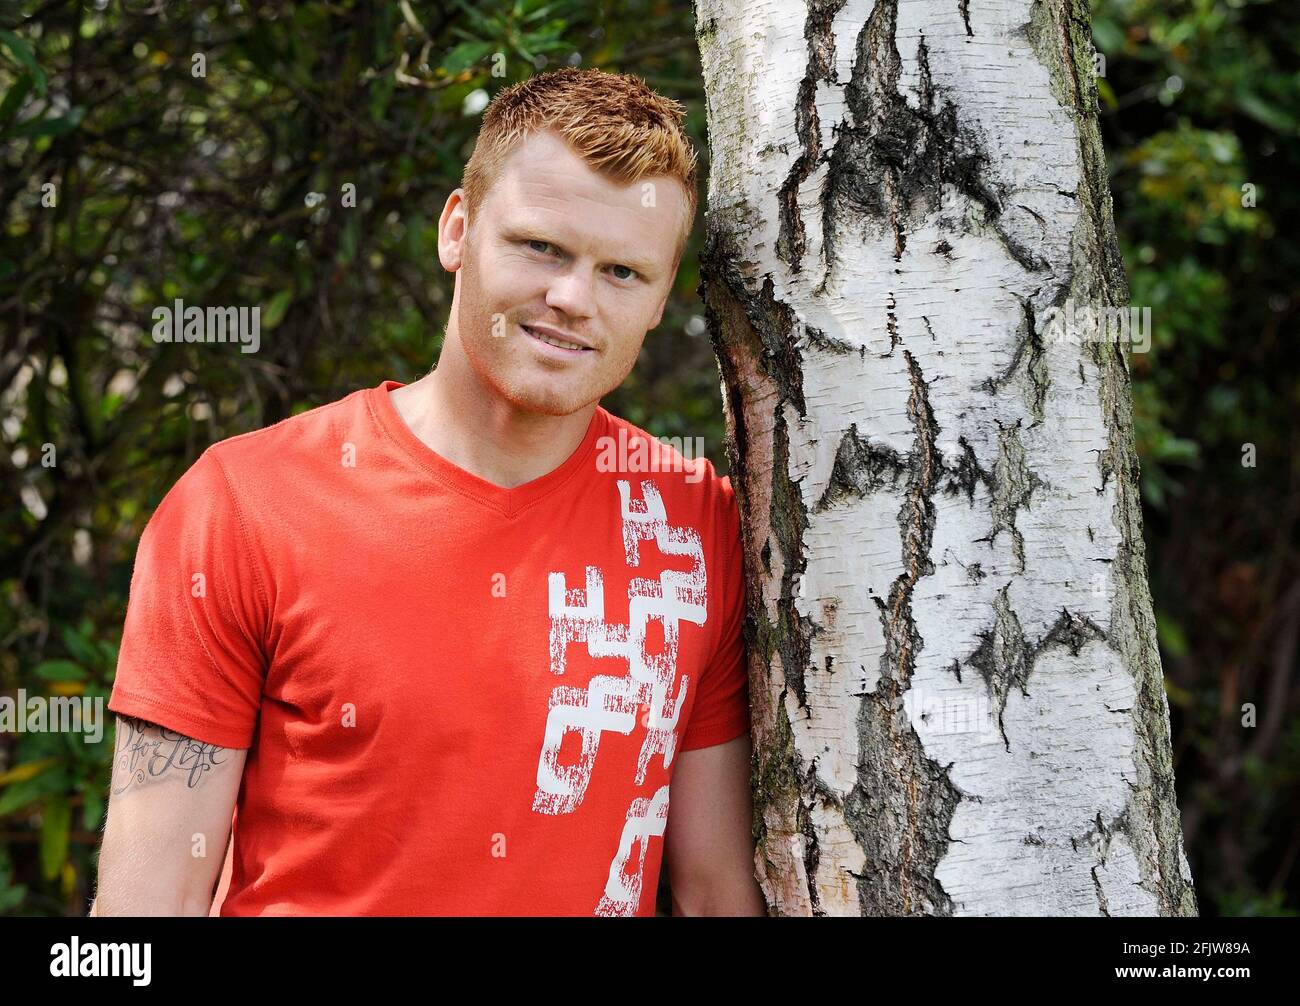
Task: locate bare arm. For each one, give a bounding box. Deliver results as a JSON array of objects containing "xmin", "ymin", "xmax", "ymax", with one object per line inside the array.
[
  {"xmin": 91, "ymin": 715, "xmax": 246, "ymax": 916},
  {"xmin": 664, "ymin": 733, "xmax": 767, "ymax": 916}
]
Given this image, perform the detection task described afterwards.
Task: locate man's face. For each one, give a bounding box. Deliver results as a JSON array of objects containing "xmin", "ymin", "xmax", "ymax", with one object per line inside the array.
[{"xmin": 439, "ymin": 129, "xmax": 689, "ymax": 417}]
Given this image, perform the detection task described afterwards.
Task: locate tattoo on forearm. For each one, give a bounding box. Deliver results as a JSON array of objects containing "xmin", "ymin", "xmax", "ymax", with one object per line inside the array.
[{"xmin": 112, "ymin": 716, "xmax": 229, "ymax": 793}]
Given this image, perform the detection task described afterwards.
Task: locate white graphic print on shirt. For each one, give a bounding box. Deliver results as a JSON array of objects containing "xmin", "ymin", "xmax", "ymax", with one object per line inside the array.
[{"xmin": 531, "ymin": 479, "xmax": 709, "ymax": 915}]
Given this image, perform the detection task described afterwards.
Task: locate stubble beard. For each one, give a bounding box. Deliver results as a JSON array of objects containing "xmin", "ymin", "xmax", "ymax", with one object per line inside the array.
[{"xmin": 455, "ymin": 251, "xmax": 579, "ymax": 418}]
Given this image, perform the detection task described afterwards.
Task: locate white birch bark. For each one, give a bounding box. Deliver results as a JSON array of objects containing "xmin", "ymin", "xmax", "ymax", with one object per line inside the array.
[{"xmin": 696, "ymin": 0, "xmax": 1198, "ymax": 915}]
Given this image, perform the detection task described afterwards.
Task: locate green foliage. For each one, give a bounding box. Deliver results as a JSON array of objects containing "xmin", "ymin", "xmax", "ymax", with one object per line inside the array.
[{"xmin": 1094, "ymin": 0, "xmax": 1300, "ymax": 916}]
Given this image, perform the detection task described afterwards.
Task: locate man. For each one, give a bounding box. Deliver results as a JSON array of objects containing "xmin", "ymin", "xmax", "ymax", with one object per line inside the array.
[{"xmin": 91, "ymin": 67, "xmax": 766, "ymax": 917}]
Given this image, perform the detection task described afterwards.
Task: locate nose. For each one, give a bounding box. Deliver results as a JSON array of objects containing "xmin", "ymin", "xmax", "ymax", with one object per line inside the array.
[{"xmin": 544, "ymin": 263, "xmax": 597, "ymax": 321}]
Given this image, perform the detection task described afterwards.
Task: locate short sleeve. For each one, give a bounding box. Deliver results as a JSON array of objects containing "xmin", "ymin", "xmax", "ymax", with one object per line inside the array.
[
  {"xmin": 107, "ymin": 447, "xmax": 269, "ymax": 749},
  {"xmin": 680, "ymin": 478, "xmax": 751, "ymax": 751}
]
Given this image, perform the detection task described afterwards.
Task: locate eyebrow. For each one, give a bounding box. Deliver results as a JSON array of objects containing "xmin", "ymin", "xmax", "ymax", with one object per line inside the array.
[{"xmin": 502, "ymin": 225, "xmax": 658, "ymax": 276}]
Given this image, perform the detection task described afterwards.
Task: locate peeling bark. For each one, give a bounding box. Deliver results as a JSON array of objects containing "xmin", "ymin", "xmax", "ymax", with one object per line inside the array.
[{"xmin": 697, "ymin": 0, "xmax": 1197, "ymax": 916}]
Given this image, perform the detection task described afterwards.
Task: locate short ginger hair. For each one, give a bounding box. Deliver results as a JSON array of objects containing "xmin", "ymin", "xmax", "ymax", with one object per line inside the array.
[{"xmin": 461, "ymin": 67, "xmax": 699, "ymax": 262}]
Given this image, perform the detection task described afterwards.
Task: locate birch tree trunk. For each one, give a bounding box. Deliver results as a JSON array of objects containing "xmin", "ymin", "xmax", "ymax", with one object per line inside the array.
[{"xmin": 696, "ymin": 0, "xmax": 1198, "ymax": 916}]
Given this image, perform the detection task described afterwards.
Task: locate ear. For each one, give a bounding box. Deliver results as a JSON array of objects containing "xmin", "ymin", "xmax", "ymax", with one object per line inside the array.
[
  {"xmin": 650, "ymin": 293, "xmax": 668, "ymax": 330},
  {"xmin": 438, "ymin": 189, "xmax": 469, "ymax": 272}
]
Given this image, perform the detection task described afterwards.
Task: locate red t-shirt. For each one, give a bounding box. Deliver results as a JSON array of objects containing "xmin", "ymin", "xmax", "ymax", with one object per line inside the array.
[{"xmin": 107, "ymin": 379, "xmax": 750, "ymax": 916}]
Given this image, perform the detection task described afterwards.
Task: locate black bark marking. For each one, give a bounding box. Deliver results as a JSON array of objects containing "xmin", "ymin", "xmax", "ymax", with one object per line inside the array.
[
  {"xmin": 844, "ymin": 350, "xmax": 960, "ymax": 916},
  {"xmin": 1074, "ymin": 806, "xmax": 1137, "ymax": 916},
  {"xmin": 942, "ymin": 435, "xmax": 992, "ymax": 504},
  {"xmin": 702, "ymin": 229, "xmax": 808, "ymax": 421},
  {"xmin": 982, "ymin": 296, "xmax": 1051, "ymax": 423},
  {"xmin": 962, "ymin": 585, "xmax": 1107, "ymax": 751},
  {"xmin": 883, "ymin": 291, "xmax": 901, "ymax": 354},
  {"xmin": 778, "ymin": 0, "xmax": 850, "ymax": 273},
  {"xmin": 815, "ymin": 423, "xmax": 909, "ymax": 512},
  {"xmin": 771, "ymin": 405, "xmax": 816, "ymax": 713},
  {"xmin": 824, "ymin": 4, "xmax": 1016, "ymax": 276},
  {"xmin": 805, "ymin": 325, "xmax": 864, "ymax": 358},
  {"xmin": 971, "ymin": 420, "xmax": 1047, "ymax": 573}
]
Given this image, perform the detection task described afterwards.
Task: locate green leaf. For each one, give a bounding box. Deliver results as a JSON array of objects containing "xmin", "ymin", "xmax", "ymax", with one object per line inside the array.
[
  {"xmin": 40, "ymin": 796, "xmax": 71, "ymax": 881},
  {"xmin": 81, "ymin": 786, "xmax": 105, "ymax": 833},
  {"xmin": 440, "ymin": 40, "xmax": 494, "ymax": 75},
  {"xmin": 0, "ymin": 72, "xmax": 34, "ymax": 130},
  {"xmin": 0, "ymin": 882, "xmax": 27, "ymax": 913},
  {"xmin": 369, "ymin": 73, "xmax": 394, "ymax": 121},
  {"xmin": 1235, "ymin": 89, "xmax": 1296, "ymax": 135},
  {"xmin": 452, "ymin": 0, "xmax": 492, "ymax": 31},
  {"xmin": 523, "ymin": 4, "xmax": 556, "ymax": 23},
  {"xmin": 62, "ymin": 622, "xmax": 99, "ymax": 666},
  {"xmin": 340, "ymin": 218, "xmax": 358, "ymax": 264},
  {"xmin": 33, "ymin": 660, "xmax": 86, "ymax": 682},
  {"xmin": 8, "ymin": 105, "xmax": 85, "ymax": 138},
  {"xmin": 0, "ymin": 766, "xmax": 68, "ymax": 816},
  {"xmin": 97, "ymin": 640, "xmax": 118, "ymax": 666},
  {"xmin": 1096, "ymin": 77, "xmax": 1117, "ymax": 110},
  {"xmin": 261, "ymin": 289, "xmax": 293, "ymax": 330},
  {"xmin": 0, "ymin": 29, "xmax": 46, "ymax": 96},
  {"xmin": 1156, "ymin": 612, "xmax": 1189, "ymax": 659},
  {"xmin": 1090, "ymin": 18, "xmax": 1124, "ymax": 56}
]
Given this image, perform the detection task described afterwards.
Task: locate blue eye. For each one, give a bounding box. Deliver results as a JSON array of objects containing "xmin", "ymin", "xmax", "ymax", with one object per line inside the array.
[{"xmin": 524, "ymin": 239, "xmax": 634, "ymax": 280}]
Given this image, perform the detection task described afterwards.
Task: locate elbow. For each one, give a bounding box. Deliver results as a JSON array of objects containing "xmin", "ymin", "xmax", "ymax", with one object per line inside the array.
[
  {"xmin": 94, "ymin": 890, "xmax": 213, "ymax": 917},
  {"xmin": 93, "ymin": 861, "xmax": 216, "ymax": 917}
]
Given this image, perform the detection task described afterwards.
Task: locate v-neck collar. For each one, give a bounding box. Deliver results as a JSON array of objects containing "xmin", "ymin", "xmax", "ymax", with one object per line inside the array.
[{"xmin": 366, "ymin": 379, "xmax": 608, "ymax": 518}]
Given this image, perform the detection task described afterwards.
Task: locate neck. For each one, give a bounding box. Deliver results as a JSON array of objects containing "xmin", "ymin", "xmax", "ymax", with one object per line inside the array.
[{"xmin": 390, "ymin": 336, "xmax": 597, "ymax": 491}]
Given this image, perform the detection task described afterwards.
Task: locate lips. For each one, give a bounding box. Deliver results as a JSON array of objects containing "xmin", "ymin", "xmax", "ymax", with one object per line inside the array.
[{"xmin": 520, "ymin": 323, "xmax": 593, "ymax": 353}]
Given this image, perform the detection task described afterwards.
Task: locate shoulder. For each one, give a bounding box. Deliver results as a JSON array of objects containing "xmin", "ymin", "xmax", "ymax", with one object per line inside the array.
[
  {"xmin": 142, "ymin": 387, "xmax": 367, "ymax": 542},
  {"xmin": 199, "ymin": 385, "xmax": 368, "ymax": 485}
]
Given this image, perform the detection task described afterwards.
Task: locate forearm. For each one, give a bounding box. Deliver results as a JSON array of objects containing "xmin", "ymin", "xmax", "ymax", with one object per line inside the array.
[
  {"xmin": 94, "ymin": 823, "xmax": 224, "ymax": 915},
  {"xmin": 671, "ymin": 870, "xmax": 767, "ymax": 916},
  {"xmin": 95, "ymin": 817, "xmax": 231, "ymax": 915},
  {"xmin": 93, "ymin": 860, "xmax": 219, "ymax": 916},
  {"xmin": 665, "ymin": 736, "xmax": 767, "ymax": 916}
]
